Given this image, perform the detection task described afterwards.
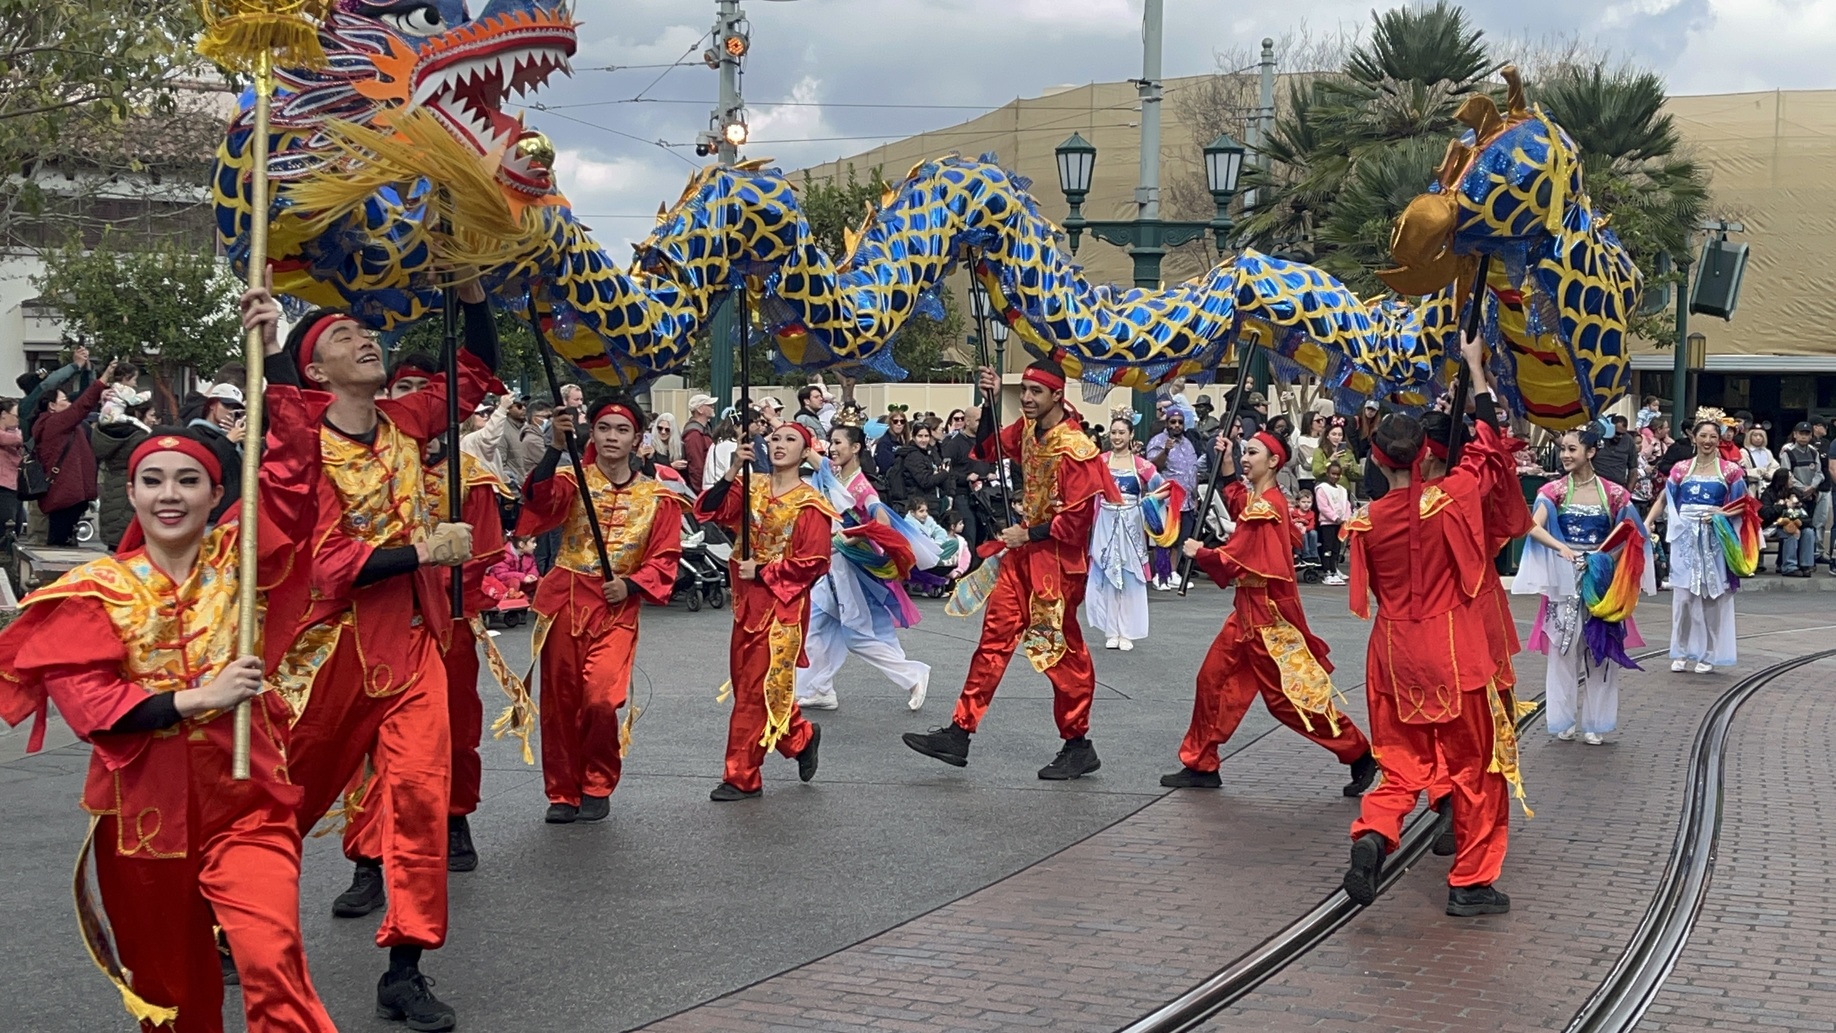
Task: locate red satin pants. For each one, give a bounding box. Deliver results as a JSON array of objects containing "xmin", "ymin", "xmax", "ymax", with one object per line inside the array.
[
  {"xmin": 952, "ymin": 559, "xmax": 1094, "ymax": 739},
  {"xmin": 289, "ymin": 626, "xmax": 451, "ymax": 949},
  {"xmin": 539, "ymin": 619, "xmax": 636, "ymax": 805},
  {"xmin": 446, "ymin": 618, "xmax": 483, "ymax": 817},
  {"xmin": 1352, "ymin": 687, "xmax": 1509, "ymax": 888},
  {"xmin": 1178, "ymin": 617, "xmax": 1370, "ymax": 772},
  {"xmin": 723, "ymin": 620, "xmax": 814, "ymax": 793}
]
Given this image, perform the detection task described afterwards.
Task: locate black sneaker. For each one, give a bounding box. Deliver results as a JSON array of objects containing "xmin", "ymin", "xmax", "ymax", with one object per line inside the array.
[
  {"xmin": 544, "ymin": 802, "xmax": 578, "ymax": 824},
  {"xmin": 332, "ymin": 859, "xmax": 385, "ymax": 918},
  {"xmin": 447, "ymin": 816, "xmax": 477, "ymax": 872},
  {"xmin": 1159, "ymin": 766, "xmax": 1222, "ymax": 788},
  {"xmin": 576, "ymin": 794, "xmax": 610, "ymax": 822},
  {"xmin": 1342, "ymin": 832, "xmax": 1386, "ymax": 906},
  {"xmin": 1446, "ymin": 883, "xmax": 1511, "ymax": 916},
  {"xmin": 1430, "ymin": 797, "xmax": 1456, "ymax": 857},
  {"xmin": 902, "ymin": 723, "xmax": 971, "ymax": 767},
  {"xmin": 376, "ymin": 970, "xmax": 457, "ymax": 1031},
  {"xmin": 798, "ymin": 723, "xmax": 822, "ymax": 783},
  {"xmin": 1343, "ymin": 751, "xmax": 1379, "ymax": 797},
  {"xmin": 1038, "ymin": 738, "xmax": 1101, "ymax": 781},
  {"xmin": 709, "ymin": 781, "xmax": 762, "ymax": 802}
]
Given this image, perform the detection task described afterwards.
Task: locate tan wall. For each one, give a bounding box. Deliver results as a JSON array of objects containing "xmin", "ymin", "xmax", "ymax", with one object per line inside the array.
[{"xmin": 648, "ymin": 378, "xmax": 1171, "ymax": 432}]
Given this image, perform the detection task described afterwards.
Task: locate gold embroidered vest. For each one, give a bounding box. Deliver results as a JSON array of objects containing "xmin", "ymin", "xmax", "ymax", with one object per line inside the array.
[
  {"xmin": 558, "ymin": 468, "xmax": 671, "ymax": 578},
  {"xmin": 321, "ymin": 419, "xmax": 430, "ymax": 547},
  {"xmin": 1019, "ymin": 418, "xmax": 1099, "ymax": 526}
]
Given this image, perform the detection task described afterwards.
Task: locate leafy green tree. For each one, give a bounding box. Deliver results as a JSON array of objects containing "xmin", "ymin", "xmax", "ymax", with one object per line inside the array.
[
  {"xmin": 32, "ymin": 231, "xmax": 241, "ymax": 413},
  {"xmin": 1, "ymin": 1, "xmax": 211, "ymax": 239}
]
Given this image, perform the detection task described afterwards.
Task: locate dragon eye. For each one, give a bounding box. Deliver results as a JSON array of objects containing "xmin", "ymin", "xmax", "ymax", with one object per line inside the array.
[{"xmin": 378, "ymin": 4, "xmax": 444, "ymax": 36}]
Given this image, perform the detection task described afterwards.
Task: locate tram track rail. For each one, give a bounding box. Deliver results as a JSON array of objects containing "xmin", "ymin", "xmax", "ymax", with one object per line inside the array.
[{"xmin": 1119, "ymin": 639, "xmax": 1836, "ymax": 1033}]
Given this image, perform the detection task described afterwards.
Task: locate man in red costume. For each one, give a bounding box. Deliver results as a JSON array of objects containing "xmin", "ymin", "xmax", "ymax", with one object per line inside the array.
[
  {"xmin": 1340, "ymin": 335, "xmax": 1513, "ymax": 917},
  {"xmin": 1420, "ymin": 404, "xmax": 1531, "ymax": 856},
  {"xmin": 518, "ymin": 395, "xmax": 683, "ymax": 821},
  {"xmin": 694, "ymin": 421, "xmax": 833, "ymax": 800},
  {"xmin": 337, "ymin": 353, "xmax": 515, "ymax": 874},
  {"xmin": 0, "ymin": 291, "xmax": 333, "ymax": 1032},
  {"xmin": 264, "ymin": 283, "xmax": 501, "ymax": 1030},
  {"xmin": 903, "ymin": 360, "xmax": 1119, "ymax": 779},
  {"xmin": 1160, "ymin": 431, "xmax": 1377, "ymax": 793}
]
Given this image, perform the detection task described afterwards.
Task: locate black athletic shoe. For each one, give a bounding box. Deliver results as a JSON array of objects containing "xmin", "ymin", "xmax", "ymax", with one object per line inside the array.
[
  {"xmin": 709, "ymin": 781, "xmax": 762, "ymax": 802},
  {"xmin": 446, "ymin": 816, "xmax": 477, "ymax": 872},
  {"xmin": 376, "ymin": 970, "xmax": 457, "ymax": 1031},
  {"xmin": 1343, "ymin": 751, "xmax": 1379, "ymax": 797},
  {"xmin": 1446, "ymin": 883, "xmax": 1511, "ymax": 917},
  {"xmin": 576, "ymin": 794, "xmax": 611, "ymax": 822},
  {"xmin": 332, "ymin": 859, "xmax": 385, "ymax": 918},
  {"xmin": 544, "ymin": 802, "xmax": 578, "ymax": 824},
  {"xmin": 1159, "ymin": 766, "xmax": 1222, "ymax": 789},
  {"xmin": 1038, "ymin": 737, "xmax": 1101, "ymax": 781},
  {"xmin": 1430, "ymin": 797, "xmax": 1457, "ymax": 857},
  {"xmin": 798, "ymin": 723, "xmax": 822, "ymax": 783},
  {"xmin": 1342, "ymin": 832, "xmax": 1386, "ymax": 906},
  {"xmin": 902, "ymin": 723, "xmax": 971, "ymax": 767}
]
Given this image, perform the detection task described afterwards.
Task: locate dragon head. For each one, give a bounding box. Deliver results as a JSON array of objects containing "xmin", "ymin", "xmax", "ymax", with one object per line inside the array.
[{"xmin": 264, "ymin": 0, "xmax": 576, "ymax": 200}]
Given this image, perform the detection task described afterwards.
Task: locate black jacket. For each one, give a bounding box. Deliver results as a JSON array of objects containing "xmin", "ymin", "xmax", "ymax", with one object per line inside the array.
[{"xmin": 891, "ymin": 442, "xmax": 949, "ymax": 507}]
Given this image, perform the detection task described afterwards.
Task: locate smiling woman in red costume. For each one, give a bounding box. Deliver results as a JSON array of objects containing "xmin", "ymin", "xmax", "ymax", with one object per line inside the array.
[
  {"xmin": 0, "ymin": 293, "xmax": 333, "ymax": 1032},
  {"xmin": 1339, "ymin": 334, "xmax": 1514, "ymax": 919},
  {"xmin": 694, "ymin": 421, "xmax": 834, "ymax": 801},
  {"xmin": 1160, "ymin": 430, "xmax": 1376, "ymax": 794},
  {"xmin": 517, "ymin": 395, "xmax": 682, "ymax": 822}
]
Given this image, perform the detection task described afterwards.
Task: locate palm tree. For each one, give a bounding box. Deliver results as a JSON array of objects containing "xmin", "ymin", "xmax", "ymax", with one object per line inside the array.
[
  {"xmin": 1532, "ymin": 62, "xmax": 1710, "ymax": 264},
  {"xmin": 1239, "ymin": 2, "xmax": 1497, "ymax": 267}
]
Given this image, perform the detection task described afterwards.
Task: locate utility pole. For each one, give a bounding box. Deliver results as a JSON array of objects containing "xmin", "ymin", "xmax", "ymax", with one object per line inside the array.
[
  {"xmin": 1131, "ymin": 0, "xmax": 1165, "ymax": 291},
  {"xmin": 705, "ymin": 0, "xmax": 749, "ymax": 407}
]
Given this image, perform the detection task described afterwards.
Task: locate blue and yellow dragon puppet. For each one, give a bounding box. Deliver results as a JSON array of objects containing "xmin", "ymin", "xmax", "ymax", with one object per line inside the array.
[{"xmin": 214, "ymin": 0, "xmax": 1638, "ymax": 428}]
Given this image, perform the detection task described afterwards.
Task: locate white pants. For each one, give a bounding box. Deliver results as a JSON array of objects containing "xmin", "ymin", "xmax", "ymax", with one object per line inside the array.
[
  {"xmin": 794, "ymin": 610, "xmax": 930, "ymax": 700},
  {"xmin": 1670, "ymin": 588, "xmax": 1737, "ymax": 666},
  {"xmin": 1545, "ymin": 642, "xmax": 1620, "ymax": 735}
]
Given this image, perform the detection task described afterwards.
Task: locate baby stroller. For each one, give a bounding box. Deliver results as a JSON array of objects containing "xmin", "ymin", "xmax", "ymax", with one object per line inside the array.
[{"xmin": 675, "ymin": 509, "xmax": 731, "ymax": 611}]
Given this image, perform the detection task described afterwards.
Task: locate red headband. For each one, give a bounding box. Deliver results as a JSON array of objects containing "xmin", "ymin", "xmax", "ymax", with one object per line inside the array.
[
  {"xmin": 297, "ymin": 313, "xmax": 356, "ymax": 378},
  {"xmin": 588, "ymin": 400, "xmax": 640, "ymax": 429},
  {"xmin": 1424, "ymin": 437, "xmax": 1449, "ymax": 460},
  {"xmin": 1252, "ymin": 431, "xmax": 1289, "ymax": 469},
  {"xmin": 1370, "ymin": 443, "xmax": 1420, "ymax": 470},
  {"xmin": 1021, "ymin": 366, "xmax": 1065, "ymax": 391},
  {"xmin": 129, "ymin": 434, "xmax": 223, "ymax": 486},
  {"xmin": 781, "ymin": 421, "xmax": 815, "ymax": 449},
  {"xmin": 388, "ymin": 364, "xmax": 433, "ymax": 389}
]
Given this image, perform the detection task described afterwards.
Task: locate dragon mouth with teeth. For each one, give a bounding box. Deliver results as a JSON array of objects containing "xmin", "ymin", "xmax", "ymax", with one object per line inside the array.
[{"xmin": 361, "ymin": 4, "xmax": 577, "ymax": 197}]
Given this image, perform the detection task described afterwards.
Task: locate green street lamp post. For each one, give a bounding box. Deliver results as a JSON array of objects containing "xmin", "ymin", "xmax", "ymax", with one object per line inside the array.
[
  {"xmin": 1056, "ymin": 131, "xmax": 1244, "ymax": 418},
  {"xmin": 967, "ymin": 279, "xmax": 1010, "ymax": 405}
]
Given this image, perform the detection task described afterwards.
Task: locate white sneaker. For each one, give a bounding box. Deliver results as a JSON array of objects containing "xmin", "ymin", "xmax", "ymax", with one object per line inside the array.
[
  {"xmin": 1117, "ymin": 638, "xmax": 1134, "ymax": 652},
  {"xmin": 1582, "ymin": 732, "xmax": 1604, "ymax": 745},
  {"xmin": 1324, "ymin": 573, "xmax": 1348, "ymax": 586},
  {"xmin": 1670, "ymin": 659, "xmax": 1688, "ymax": 673},
  {"xmin": 907, "ymin": 674, "xmax": 927, "ymax": 712},
  {"xmin": 1693, "ymin": 662, "xmax": 1714, "ymax": 674},
  {"xmin": 1154, "ymin": 579, "xmax": 1173, "ymax": 592},
  {"xmin": 1105, "ymin": 637, "xmax": 1120, "ymax": 650},
  {"xmin": 1556, "ymin": 726, "xmax": 1576, "ymax": 741},
  {"xmin": 798, "ymin": 690, "xmax": 839, "ymax": 711}
]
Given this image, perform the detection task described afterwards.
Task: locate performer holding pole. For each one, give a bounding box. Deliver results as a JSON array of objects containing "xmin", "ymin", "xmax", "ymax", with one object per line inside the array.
[
  {"xmin": 1177, "ymin": 346, "xmax": 1254, "ymax": 596},
  {"xmin": 0, "ymin": 294, "xmax": 334, "ymax": 1031},
  {"xmin": 517, "ymin": 387, "xmax": 682, "ymax": 823},
  {"xmin": 903, "ymin": 360, "xmax": 1119, "ymax": 779}
]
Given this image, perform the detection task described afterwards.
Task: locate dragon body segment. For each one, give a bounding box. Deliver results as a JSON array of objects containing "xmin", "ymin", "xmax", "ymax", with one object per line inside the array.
[{"xmin": 212, "ymin": 4, "xmax": 1636, "ymax": 427}]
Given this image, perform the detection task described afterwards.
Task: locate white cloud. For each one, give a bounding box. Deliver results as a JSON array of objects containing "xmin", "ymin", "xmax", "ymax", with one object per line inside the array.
[{"xmin": 1666, "ymin": 0, "xmax": 1836, "ymax": 93}]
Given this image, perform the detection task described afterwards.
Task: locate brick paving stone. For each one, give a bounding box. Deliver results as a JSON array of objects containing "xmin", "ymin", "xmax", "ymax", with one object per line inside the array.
[
  {"xmin": 640, "ymin": 688, "xmax": 1388, "ymax": 1032},
  {"xmin": 1639, "ymin": 657, "xmax": 1836, "ymax": 1032},
  {"xmin": 1200, "ymin": 614, "xmax": 1836, "ymax": 1033}
]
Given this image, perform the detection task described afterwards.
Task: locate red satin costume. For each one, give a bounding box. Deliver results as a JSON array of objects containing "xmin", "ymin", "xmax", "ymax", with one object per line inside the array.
[
  {"xmin": 694, "ymin": 477, "xmax": 834, "ymax": 792},
  {"xmin": 1345, "ymin": 423, "xmax": 1514, "ymax": 888},
  {"xmin": 268, "ymin": 350, "xmax": 500, "ymax": 951},
  {"xmin": 346, "ymin": 450, "xmax": 509, "ymax": 863},
  {"xmin": 1180, "ymin": 483, "xmax": 1370, "ymax": 771},
  {"xmin": 518, "ymin": 464, "xmax": 681, "ymax": 806},
  {"xmin": 0, "ymin": 410, "xmax": 335, "ymax": 1031},
  {"xmin": 955, "ymin": 412, "xmax": 1117, "ymax": 739}
]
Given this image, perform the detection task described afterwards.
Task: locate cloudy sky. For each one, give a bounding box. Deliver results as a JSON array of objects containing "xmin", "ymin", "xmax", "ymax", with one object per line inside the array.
[{"xmin": 531, "ymin": 0, "xmax": 1833, "ymax": 253}]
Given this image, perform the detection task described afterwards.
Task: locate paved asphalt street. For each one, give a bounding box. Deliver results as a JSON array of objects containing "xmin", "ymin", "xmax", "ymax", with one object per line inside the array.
[{"xmin": 0, "ymin": 583, "xmax": 1812, "ymax": 1032}]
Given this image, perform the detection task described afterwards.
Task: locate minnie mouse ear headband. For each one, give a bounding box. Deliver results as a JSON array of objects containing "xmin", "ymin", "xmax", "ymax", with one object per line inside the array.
[
  {"xmin": 885, "ymin": 403, "xmax": 909, "ymax": 414},
  {"xmin": 129, "ymin": 433, "xmax": 223, "ymax": 486}
]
